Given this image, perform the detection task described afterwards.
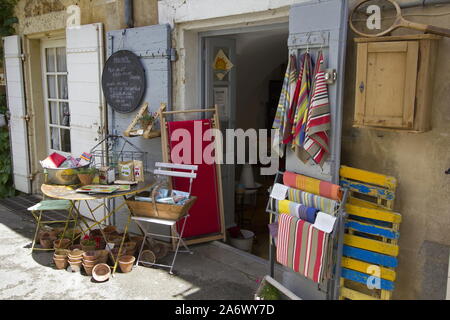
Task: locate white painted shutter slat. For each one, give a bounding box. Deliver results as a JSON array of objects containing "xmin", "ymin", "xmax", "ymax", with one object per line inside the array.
[
  {"xmin": 66, "ymin": 23, "xmax": 104, "ymax": 157},
  {"xmin": 3, "ymin": 35, "xmax": 31, "ymax": 193}
]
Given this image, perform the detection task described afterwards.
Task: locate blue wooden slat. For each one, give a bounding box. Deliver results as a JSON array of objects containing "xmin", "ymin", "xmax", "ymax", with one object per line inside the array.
[
  {"xmin": 340, "ymin": 179, "xmax": 395, "ymax": 200},
  {"xmin": 346, "ymin": 221, "xmax": 399, "ymax": 239},
  {"xmin": 341, "ymin": 268, "xmax": 394, "ymax": 291},
  {"xmin": 343, "ymin": 245, "xmax": 398, "ymax": 268},
  {"xmin": 349, "ymin": 215, "xmax": 392, "ymax": 228}
]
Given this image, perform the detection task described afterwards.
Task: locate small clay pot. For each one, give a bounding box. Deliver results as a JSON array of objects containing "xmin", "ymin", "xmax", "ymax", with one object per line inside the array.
[
  {"xmin": 40, "ymin": 234, "xmax": 57, "ymax": 249},
  {"xmin": 152, "ymin": 242, "xmax": 169, "ymax": 259},
  {"xmin": 97, "ymin": 250, "xmax": 109, "ymax": 264},
  {"xmin": 53, "ymin": 258, "xmax": 68, "ymax": 270},
  {"xmin": 69, "ymin": 261, "xmax": 82, "ymax": 272},
  {"xmin": 82, "ymin": 263, "xmax": 95, "ymax": 276},
  {"xmin": 102, "ymin": 226, "xmax": 117, "ymax": 235},
  {"xmin": 92, "ymin": 264, "xmax": 111, "ymax": 282},
  {"xmin": 82, "ymin": 251, "xmax": 99, "ymax": 261},
  {"xmin": 54, "ymin": 249, "xmax": 69, "ymax": 260},
  {"xmin": 53, "ymin": 238, "xmax": 71, "ymax": 249},
  {"xmin": 78, "ymin": 173, "xmax": 94, "ymax": 186},
  {"xmin": 83, "ymin": 259, "xmax": 99, "ymax": 267},
  {"xmin": 118, "ymin": 255, "xmax": 136, "ymax": 273},
  {"xmin": 129, "ymin": 236, "xmax": 144, "ymax": 250},
  {"xmin": 81, "ymin": 240, "xmax": 96, "ymax": 252},
  {"xmin": 68, "ymin": 249, "xmax": 84, "ymax": 258}
]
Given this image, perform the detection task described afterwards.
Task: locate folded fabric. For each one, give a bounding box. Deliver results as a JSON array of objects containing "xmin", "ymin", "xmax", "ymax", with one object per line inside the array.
[
  {"xmin": 277, "ymin": 214, "xmax": 329, "ymax": 283},
  {"xmin": 268, "ymin": 198, "xmax": 318, "ymax": 224},
  {"xmin": 283, "ymin": 171, "xmax": 342, "ymax": 200},
  {"xmin": 287, "ymin": 187, "xmax": 338, "ymax": 215},
  {"xmin": 40, "ymin": 152, "xmax": 67, "ymax": 169}
]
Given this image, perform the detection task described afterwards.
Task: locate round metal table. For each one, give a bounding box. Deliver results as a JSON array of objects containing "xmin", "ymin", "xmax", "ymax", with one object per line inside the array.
[{"xmin": 41, "ymin": 178, "xmax": 156, "ymax": 275}]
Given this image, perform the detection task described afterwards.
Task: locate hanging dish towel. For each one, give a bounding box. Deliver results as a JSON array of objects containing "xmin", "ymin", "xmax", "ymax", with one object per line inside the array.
[
  {"xmin": 269, "ymin": 198, "xmax": 318, "ymax": 223},
  {"xmin": 283, "ymin": 171, "xmax": 342, "ymax": 200},
  {"xmin": 277, "ymin": 214, "xmax": 329, "ymax": 283},
  {"xmin": 272, "ymin": 55, "xmax": 297, "ymax": 158},
  {"xmin": 303, "ymin": 51, "xmax": 331, "ymax": 167},
  {"xmin": 291, "ymin": 52, "xmax": 314, "ymax": 162},
  {"xmin": 287, "ymin": 187, "xmax": 338, "ymax": 215}
]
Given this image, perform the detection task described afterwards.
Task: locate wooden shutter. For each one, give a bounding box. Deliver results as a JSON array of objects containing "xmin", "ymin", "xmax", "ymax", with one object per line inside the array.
[
  {"xmin": 66, "ymin": 23, "xmax": 104, "ymax": 157},
  {"xmin": 3, "ymin": 35, "xmax": 31, "ymax": 193},
  {"xmin": 354, "ymin": 41, "xmax": 419, "ymax": 129}
]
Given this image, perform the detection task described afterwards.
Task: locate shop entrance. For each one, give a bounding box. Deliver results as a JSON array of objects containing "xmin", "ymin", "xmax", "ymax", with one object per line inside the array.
[{"xmin": 201, "ymin": 24, "xmax": 289, "ymax": 259}]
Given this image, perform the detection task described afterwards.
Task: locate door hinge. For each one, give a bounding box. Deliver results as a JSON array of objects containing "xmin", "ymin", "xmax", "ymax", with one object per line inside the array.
[
  {"xmin": 28, "ymin": 173, "xmax": 35, "ymax": 181},
  {"xmin": 21, "ymin": 114, "xmax": 31, "ymax": 122},
  {"xmin": 21, "ymin": 53, "xmax": 26, "ymax": 61}
]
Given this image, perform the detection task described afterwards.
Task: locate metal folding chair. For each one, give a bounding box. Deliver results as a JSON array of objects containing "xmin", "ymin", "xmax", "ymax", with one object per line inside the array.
[
  {"xmin": 132, "ymin": 162, "xmax": 198, "ymax": 274},
  {"xmin": 27, "ymin": 199, "xmax": 76, "ymax": 252}
]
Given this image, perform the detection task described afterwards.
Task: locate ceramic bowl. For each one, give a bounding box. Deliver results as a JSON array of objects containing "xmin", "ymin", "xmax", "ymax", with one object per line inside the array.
[{"xmin": 92, "ymin": 264, "xmax": 111, "ymax": 282}]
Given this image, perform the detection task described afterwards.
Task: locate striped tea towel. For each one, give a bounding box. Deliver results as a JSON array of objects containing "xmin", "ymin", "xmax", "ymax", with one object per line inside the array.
[
  {"xmin": 268, "ymin": 198, "xmax": 318, "ymax": 223},
  {"xmin": 303, "ymin": 51, "xmax": 331, "ymax": 167},
  {"xmin": 287, "ymin": 187, "xmax": 338, "ymax": 215},
  {"xmin": 272, "ymin": 55, "xmax": 297, "ymax": 158},
  {"xmin": 277, "ymin": 214, "xmax": 329, "ymax": 283},
  {"xmin": 283, "ymin": 171, "xmax": 342, "ymax": 200}
]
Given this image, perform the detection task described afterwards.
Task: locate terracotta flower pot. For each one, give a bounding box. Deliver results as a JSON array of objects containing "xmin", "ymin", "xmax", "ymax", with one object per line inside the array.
[
  {"xmin": 53, "ymin": 238, "xmax": 71, "ymax": 249},
  {"xmin": 118, "ymin": 255, "xmax": 136, "ymax": 273},
  {"xmin": 68, "ymin": 249, "xmax": 84, "ymax": 258},
  {"xmin": 69, "ymin": 244, "xmax": 82, "ymax": 251},
  {"xmin": 40, "ymin": 234, "xmax": 57, "ymax": 249},
  {"xmin": 129, "ymin": 236, "xmax": 144, "ymax": 250},
  {"xmin": 102, "ymin": 226, "xmax": 117, "ymax": 235},
  {"xmin": 54, "ymin": 249, "xmax": 69, "ymax": 259},
  {"xmin": 83, "ymin": 263, "xmax": 95, "ymax": 276},
  {"xmin": 69, "ymin": 261, "xmax": 82, "ymax": 272},
  {"xmin": 81, "ymin": 240, "xmax": 96, "ymax": 252},
  {"xmin": 53, "ymin": 258, "xmax": 68, "ymax": 270},
  {"xmin": 77, "ymin": 173, "xmax": 94, "ymax": 186},
  {"xmin": 92, "ymin": 264, "xmax": 111, "ymax": 282},
  {"xmin": 97, "ymin": 250, "xmax": 109, "ymax": 264}
]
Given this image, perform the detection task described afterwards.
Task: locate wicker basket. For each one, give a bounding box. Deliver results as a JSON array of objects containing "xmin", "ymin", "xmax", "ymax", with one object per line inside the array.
[{"xmin": 126, "ymin": 195, "xmax": 197, "ymax": 220}]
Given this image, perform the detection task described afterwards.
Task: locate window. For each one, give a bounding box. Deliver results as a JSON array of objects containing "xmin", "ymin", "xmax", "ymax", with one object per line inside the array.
[{"xmin": 42, "ymin": 41, "xmax": 71, "ymax": 154}]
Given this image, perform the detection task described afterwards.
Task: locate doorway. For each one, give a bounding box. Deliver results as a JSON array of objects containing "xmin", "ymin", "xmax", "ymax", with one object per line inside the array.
[{"xmin": 201, "ymin": 24, "xmax": 289, "ymax": 259}]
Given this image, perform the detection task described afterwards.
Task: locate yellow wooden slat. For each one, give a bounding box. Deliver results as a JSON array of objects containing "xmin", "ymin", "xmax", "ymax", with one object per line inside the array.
[
  {"xmin": 346, "ymin": 204, "xmax": 402, "ymax": 223},
  {"xmin": 341, "ymin": 257, "xmax": 396, "ymax": 281},
  {"xmin": 340, "ymin": 166, "xmax": 397, "ymax": 190},
  {"xmin": 340, "ymin": 287, "xmax": 380, "ymax": 300},
  {"xmin": 344, "ymin": 234, "xmax": 399, "ymax": 256},
  {"xmin": 347, "ymin": 197, "xmax": 382, "ymax": 210}
]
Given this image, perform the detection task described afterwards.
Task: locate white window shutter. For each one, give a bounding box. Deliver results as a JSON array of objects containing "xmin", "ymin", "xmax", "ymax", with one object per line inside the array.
[
  {"xmin": 66, "ymin": 23, "xmax": 104, "ymax": 157},
  {"xmin": 3, "ymin": 35, "xmax": 31, "ymax": 194}
]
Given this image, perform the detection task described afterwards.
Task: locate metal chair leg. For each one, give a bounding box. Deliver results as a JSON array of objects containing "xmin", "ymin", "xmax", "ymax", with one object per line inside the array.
[
  {"xmin": 169, "ymin": 216, "xmax": 189, "ymax": 275},
  {"xmin": 31, "ymin": 211, "xmax": 42, "ymax": 253}
]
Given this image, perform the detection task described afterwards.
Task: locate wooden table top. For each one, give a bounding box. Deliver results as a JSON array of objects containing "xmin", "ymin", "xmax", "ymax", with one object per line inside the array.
[{"xmin": 41, "ymin": 177, "xmax": 156, "ymax": 201}]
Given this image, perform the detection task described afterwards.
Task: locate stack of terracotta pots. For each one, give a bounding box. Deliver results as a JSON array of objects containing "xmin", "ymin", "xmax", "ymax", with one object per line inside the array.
[
  {"xmin": 123, "ymin": 241, "xmax": 137, "ymax": 256},
  {"xmin": 82, "ymin": 251, "xmax": 100, "ymax": 276},
  {"xmin": 68, "ymin": 249, "xmax": 84, "ymax": 272},
  {"xmin": 40, "ymin": 232, "xmax": 57, "ymax": 249},
  {"xmin": 53, "ymin": 249, "xmax": 69, "ymax": 270}
]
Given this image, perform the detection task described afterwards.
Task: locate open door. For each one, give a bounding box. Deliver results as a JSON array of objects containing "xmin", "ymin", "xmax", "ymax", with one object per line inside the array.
[
  {"xmin": 204, "ymin": 37, "xmax": 236, "ymax": 229},
  {"xmin": 3, "ymin": 35, "xmax": 31, "ymax": 194}
]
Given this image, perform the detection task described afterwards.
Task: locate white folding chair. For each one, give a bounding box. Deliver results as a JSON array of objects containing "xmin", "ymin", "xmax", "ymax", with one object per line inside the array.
[{"xmin": 132, "ymin": 162, "xmax": 198, "ymax": 274}]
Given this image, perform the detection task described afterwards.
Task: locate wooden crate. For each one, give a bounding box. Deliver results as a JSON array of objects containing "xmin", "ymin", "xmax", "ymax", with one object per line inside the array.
[
  {"xmin": 126, "ymin": 196, "xmax": 197, "ymax": 220},
  {"xmin": 339, "ymin": 166, "xmax": 401, "ymax": 300}
]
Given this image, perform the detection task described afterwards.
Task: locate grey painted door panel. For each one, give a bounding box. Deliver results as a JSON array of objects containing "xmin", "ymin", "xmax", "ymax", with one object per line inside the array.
[
  {"xmin": 106, "ymin": 24, "xmax": 172, "ymax": 235},
  {"xmin": 286, "ymin": 0, "xmax": 348, "ymax": 184}
]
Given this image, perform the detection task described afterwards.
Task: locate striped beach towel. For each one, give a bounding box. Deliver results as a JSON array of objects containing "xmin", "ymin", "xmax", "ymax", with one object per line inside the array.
[
  {"xmin": 268, "ymin": 198, "xmax": 318, "ymax": 223},
  {"xmin": 283, "ymin": 171, "xmax": 342, "ymax": 200},
  {"xmin": 272, "ymin": 55, "xmax": 297, "ymax": 157},
  {"xmin": 303, "ymin": 51, "xmax": 331, "ymax": 167},
  {"xmin": 287, "ymin": 187, "xmax": 338, "ymax": 215},
  {"xmin": 277, "ymin": 214, "xmax": 329, "ymax": 283}
]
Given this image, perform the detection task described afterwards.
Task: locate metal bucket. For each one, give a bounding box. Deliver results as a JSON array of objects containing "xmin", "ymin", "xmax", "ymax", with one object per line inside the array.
[{"xmin": 44, "ymin": 164, "xmax": 89, "ymax": 185}]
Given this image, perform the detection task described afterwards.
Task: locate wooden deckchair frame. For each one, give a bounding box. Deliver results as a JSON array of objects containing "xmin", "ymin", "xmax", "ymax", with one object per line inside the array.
[{"xmin": 159, "ymin": 103, "xmax": 226, "ymax": 246}]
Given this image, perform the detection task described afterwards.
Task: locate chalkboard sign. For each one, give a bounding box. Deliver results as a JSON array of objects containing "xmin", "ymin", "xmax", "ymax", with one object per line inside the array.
[{"xmin": 102, "ymin": 50, "xmax": 146, "ymax": 114}]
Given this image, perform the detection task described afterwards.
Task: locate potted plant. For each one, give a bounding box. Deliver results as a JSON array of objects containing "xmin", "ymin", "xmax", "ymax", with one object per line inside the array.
[
  {"xmin": 80, "ymin": 239, "xmax": 96, "ymax": 252},
  {"xmin": 139, "ymin": 112, "xmax": 157, "ymax": 129},
  {"xmin": 77, "ymin": 167, "xmax": 97, "ymax": 186}
]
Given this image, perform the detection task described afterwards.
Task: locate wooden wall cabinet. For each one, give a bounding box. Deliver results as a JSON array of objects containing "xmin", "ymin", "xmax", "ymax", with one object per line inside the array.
[{"xmin": 353, "ymin": 35, "xmax": 440, "ymax": 132}]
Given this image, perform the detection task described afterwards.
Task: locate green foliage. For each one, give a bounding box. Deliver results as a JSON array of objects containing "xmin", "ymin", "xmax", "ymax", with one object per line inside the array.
[
  {"xmin": 0, "ymin": 0, "xmax": 18, "ymax": 198},
  {"xmin": 0, "ymin": 110, "xmax": 15, "ymax": 198},
  {"xmin": 0, "ymin": 0, "xmax": 18, "ymax": 67},
  {"xmin": 259, "ymin": 283, "xmax": 281, "ymax": 300},
  {"xmin": 77, "ymin": 167, "xmax": 97, "ymax": 175}
]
